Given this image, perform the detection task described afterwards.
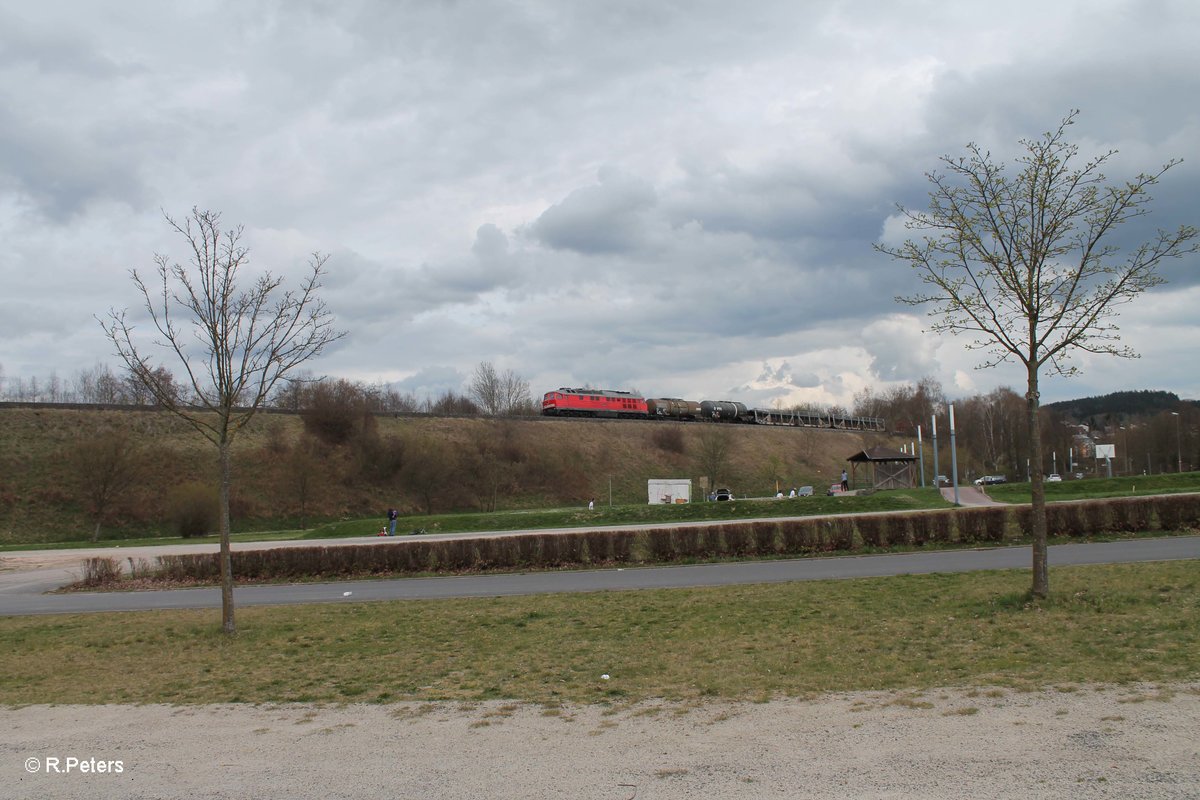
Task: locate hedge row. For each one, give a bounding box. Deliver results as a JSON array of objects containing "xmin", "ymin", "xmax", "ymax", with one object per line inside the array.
[{"xmin": 132, "ymin": 494, "xmax": 1199, "ymax": 583}]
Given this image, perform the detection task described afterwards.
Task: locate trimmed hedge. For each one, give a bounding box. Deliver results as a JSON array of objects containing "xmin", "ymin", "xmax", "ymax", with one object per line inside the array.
[{"xmin": 141, "ymin": 494, "xmax": 1199, "ymax": 583}]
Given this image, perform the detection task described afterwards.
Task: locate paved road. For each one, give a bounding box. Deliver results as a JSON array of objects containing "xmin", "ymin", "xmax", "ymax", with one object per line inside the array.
[{"xmin": 2, "ymin": 535, "xmax": 1196, "ymax": 616}]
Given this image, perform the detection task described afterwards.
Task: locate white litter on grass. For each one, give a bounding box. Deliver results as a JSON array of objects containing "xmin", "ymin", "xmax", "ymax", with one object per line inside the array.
[{"xmin": 601, "ymin": 674, "xmax": 610, "ymax": 680}]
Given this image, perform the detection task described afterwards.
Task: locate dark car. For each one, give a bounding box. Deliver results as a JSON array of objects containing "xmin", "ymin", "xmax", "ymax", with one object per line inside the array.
[{"xmin": 973, "ymin": 475, "xmax": 1007, "ymax": 486}]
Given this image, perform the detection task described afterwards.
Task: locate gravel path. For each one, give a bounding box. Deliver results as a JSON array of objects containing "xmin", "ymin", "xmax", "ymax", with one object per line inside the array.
[{"xmin": 5, "ymin": 685, "xmax": 1198, "ymax": 799}]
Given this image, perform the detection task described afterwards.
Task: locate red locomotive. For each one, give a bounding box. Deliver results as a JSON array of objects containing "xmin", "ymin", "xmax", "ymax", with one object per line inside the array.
[{"xmin": 541, "ymin": 388, "xmax": 649, "ymax": 418}]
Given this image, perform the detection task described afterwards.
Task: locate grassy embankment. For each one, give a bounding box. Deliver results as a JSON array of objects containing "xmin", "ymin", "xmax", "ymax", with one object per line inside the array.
[
  {"xmin": 0, "ymin": 561, "xmax": 1195, "ymax": 705},
  {"xmin": 0, "ymin": 405, "xmax": 897, "ymax": 544},
  {"xmin": 0, "ymin": 488, "xmax": 954, "ymax": 551},
  {"xmin": 8, "ymin": 473, "xmax": 1198, "ymax": 554}
]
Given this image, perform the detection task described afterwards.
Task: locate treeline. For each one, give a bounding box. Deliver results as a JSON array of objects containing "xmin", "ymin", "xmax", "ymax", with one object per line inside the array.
[
  {"xmin": 1045, "ymin": 390, "xmax": 1199, "ymax": 422},
  {"xmin": 853, "ymin": 378, "xmax": 1198, "ymax": 479},
  {"xmin": 0, "ymin": 361, "xmax": 539, "ymax": 418}
]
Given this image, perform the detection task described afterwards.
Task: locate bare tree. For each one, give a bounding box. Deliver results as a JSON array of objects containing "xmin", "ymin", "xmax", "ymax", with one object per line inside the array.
[
  {"xmin": 101, "ymin": 208, "xmax": 344, "ymax": 632},
  {"xmin": 878, "ymin": 111, "xmax": 1197, "ymax": 597},
  {"xmin": 468, "ymin": 361, "xmax": 532, "ymax": 416},
  {"xmin": 73, "ymin": 428, "xmax": 144, "ymax": 541},
  {"xmin": 694, "ymin": 426, "xmax": 735, "ymax": 494}
]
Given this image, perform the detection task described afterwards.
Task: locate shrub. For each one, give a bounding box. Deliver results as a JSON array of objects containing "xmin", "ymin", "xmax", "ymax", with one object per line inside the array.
[
  {"xmin": 754, "ymin": 522, "xmax": 779, "ymax": 554},
  {"xmin": 1012, "ymin": 506, "xmax": 1034, "ymax": 538},
  {"xmin": 166, "ymin": 482, "xmax": 218, "ymax": 538},
  {"xmin": 723, "ymin": 523, "xmax": 757, "ymax": 557},
  {"xmin": 649, "ymin": 426, "xmax": 686, "ymax": 454},
  {"xmin": 1109, "ymin": 498, "xmax": 1154, "ymax": 532},
  {"xmin": 584, "ymin": 530, "xmax": 613, "ymax": 564},
  {"xmin": 156, "ymin": 553, "xmax": 219, "ymax": 581},
  {"xmin": 609, "ymin": 530, "xmax": 635, "ymax": 564},
  {"xmin": 1153, "ymin": 494, "xmax": 1200, "ymax": 531},
  {"xmin": 856, "ymin": 516, "xmax": 888, "ymax": 547},
  {"xmin": 824, "ymin": 518, "xmax": 855, "ymax": 551},
  {"xmin": 643, "ymin": 528, "xmax": 676, "ymax": 562},
  {"xmin": 1079, "ymin": 501, "xmax": 1112, "ymax": 535},
  {"xmin": 779, "ymin": 519, "xmax": 821, "ymax": 554},
  {"xmin": 911, "ymin": 511, "xmax": 953, "ymax": 544},
  {"xmin": 79, "ymin": 556, "xmax": 121, "ymax": 586},
  {"xmin": 956, "ymin": 507, "xmax": 1008, "ymax": 543},
  {"xmin": 1045, "ymin": 504, "xmax": 1086, "ymax": 538}
]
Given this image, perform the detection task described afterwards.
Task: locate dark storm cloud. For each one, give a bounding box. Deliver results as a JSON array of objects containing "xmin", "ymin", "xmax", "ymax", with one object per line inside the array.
[{"xmin": 532, "ymin": 170, "xmax": 658, "ymax": 254}]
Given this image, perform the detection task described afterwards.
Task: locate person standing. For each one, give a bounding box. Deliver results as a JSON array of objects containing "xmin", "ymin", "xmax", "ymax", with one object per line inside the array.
[
  {"xmin": 387, "ymin": 507, "xmax": 398, "ymax": 536},
  {"xmin": 840, "ymin": 470, "xmax": 849, "ymax": 493}
]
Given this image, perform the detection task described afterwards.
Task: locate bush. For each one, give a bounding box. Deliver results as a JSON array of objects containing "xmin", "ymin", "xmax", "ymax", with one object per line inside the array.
[
  {"xmin": 79, "ymin": 556, "xmax": 121, "ymax": 586},
  {"xmin": 754, "ymin": 522, "xmax": 779, "ymax": 554},
  {"xmin": 722, "ymin": 523, "xmax": 757, "ymax": 557},
  {"xmin": 824, "ymin": 518, "xmax": 855, "ymax": 551},
  {"xmin": 166, "ymin": 482, "xmax": 218, "ymax": 538},
  {"xmin": 1045, "ymin": 504, "xmax": 1086, "ymax": 538},
  {"xmin": 956, "ymin": 507, "xmax": 1008, "ymax": 543},
  {"xmin": 1152, "ymin": 494, "xmax": 1200, "ymax": 531},
  {"xmin": 856, "ymin": 516, "xmax": 889, "ymax": 547},
  {"xmin": 649, "ymin": 426, "xmax": 686, "ymax": 454},
  {"xmin": 1079, "ymin": 501, "xmax": 1112, "ymax": 535},
  {"xmin": 1109, "ymin": 497, "xmax": 1154, "ymax": 533},
  {"xmin": 779, "ymin": 519, "xmax": 822, "ymax": 554},
  {"xmin": 643, "ymin": 528, "xmax": 676, "ymax": 562},
  {"xmin": 156, "ymin": 553, "xmax": 219, "ymax": 581},
  {"xmin": 905, "ymin": 511, "xmax": 953, "ymax": 545}
]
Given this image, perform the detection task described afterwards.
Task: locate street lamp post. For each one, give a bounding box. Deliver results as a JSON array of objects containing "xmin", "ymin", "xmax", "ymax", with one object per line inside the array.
[
  {"xmin": 949, "ymin": 404, "xmax": 960, "ymax": 506},
  {"xmin": 917, "ymin": 425, "xmax": 926, "ymax": 488},
  {"xmin": 1171, "ymin": 412, "xmax": 1183, "ymax": 473},
  {"xmin": 1119, "ymin": 425, "xmax": 1129, "ymax": 476}
]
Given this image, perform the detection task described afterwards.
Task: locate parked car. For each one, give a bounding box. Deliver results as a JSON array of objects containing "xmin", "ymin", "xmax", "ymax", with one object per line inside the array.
[
  {"xmin": 796, "ymin": 485, "xmax": 814, "ymax": 497},
  {"xmin": 973, "ymin": 475, "xmax": 1007, "ymax": 486},
  {"xmin": 1074, "ymin": 472, "xmax": 1085, "ymax": 480},
  {"xmin": 713, "ymin": 488, "xmax": 734, "ymax": 501},
  {"xmin": 1046, "ymin": 473, "xmax": 1062, "ymax": 482},
  {"xmin": 827, "ymin": 483, "xmax": 844, "ymax": 496},
  {"xmin": 935, "ymin": 475, "xmax": 950, "ymax": 486}
]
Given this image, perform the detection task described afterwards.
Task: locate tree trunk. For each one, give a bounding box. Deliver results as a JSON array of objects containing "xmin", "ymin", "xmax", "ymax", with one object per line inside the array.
[
  {"xmin": 218, "ymin": 437, "xmax": 235, "ymax": 634},
  {"xmin": 1026, "ymin": 365, "xmax": 1049, "ymax": 598}
]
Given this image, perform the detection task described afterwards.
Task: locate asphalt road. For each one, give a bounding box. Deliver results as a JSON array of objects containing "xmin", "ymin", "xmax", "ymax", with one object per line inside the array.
[{"xmin": 2, "ymin": 535, "xmax": 1196, "ymax": 616}]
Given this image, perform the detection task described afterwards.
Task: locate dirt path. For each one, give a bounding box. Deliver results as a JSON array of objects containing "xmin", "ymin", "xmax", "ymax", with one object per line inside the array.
[{"xmin": 5, "ymin": 685, "xmax": 1198, "ymax": 799}]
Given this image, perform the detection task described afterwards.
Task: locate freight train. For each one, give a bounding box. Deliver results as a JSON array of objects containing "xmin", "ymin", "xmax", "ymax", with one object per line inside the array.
[{"xmin": 541, "ymin": 388, "xmax": 885, "ymax": 431}]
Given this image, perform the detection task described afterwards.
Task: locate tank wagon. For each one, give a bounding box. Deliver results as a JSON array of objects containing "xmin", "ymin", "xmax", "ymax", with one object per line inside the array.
[{"xmin": 542, "ymin": 388, "xmax": 884, "ymax": 431}]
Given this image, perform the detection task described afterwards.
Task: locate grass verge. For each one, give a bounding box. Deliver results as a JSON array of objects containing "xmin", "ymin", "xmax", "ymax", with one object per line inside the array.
[
  {"xmin": 985, "ymin": 472, "xmax": 1200, "ymax": 503},
  {"xmin": 2, "ymin": 561, "xmax": 1196, "ymax": 705},
  {"xmin": 0, "ymin": 489, "xmax": 953, "ymax": 552}
]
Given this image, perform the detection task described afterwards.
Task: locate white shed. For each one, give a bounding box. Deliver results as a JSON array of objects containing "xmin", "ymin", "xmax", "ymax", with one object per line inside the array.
[{"xmin": 648, "ymin": 478, "xmax": 692, "ymax": 504}]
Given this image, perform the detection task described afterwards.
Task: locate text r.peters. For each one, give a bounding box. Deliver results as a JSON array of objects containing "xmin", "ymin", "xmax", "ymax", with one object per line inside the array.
[{"xmin": 32, "ymin": 757, "xmax": 124, "ymax": 774}]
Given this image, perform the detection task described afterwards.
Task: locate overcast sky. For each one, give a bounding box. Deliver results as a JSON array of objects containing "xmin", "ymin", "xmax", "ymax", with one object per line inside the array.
[{"xmin": 2, "ymin": 0, "xmax": 1197, "ymax": 408}]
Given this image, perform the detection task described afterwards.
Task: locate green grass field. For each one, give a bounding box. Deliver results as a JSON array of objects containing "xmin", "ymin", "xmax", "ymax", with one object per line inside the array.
[
  {"xmin": 984, "ymin": 472, "xmax": 1199, "ymax": 503},
  {"xmin": 1, "ymin": 561, "xmax": 1196, "ymax": 705},
  {"xmin": 0, "ymin": 488, "xmax": 956, "ymax": 551}
]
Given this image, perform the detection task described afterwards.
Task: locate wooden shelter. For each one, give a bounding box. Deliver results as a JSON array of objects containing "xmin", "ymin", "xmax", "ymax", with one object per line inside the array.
[{"xmin": 847, "ymin": 446, "xmax": 918, "ymax": 491}]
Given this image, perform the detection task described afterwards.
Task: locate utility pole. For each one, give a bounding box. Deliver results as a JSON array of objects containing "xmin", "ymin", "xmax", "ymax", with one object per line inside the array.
[
  {"xmin": 1171, "ymin": 412, "xmax": 1183, "ymax": 473},
  {"xmin": 949, "ymin": 404, "xmax": 960, "ymax": 506}
]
